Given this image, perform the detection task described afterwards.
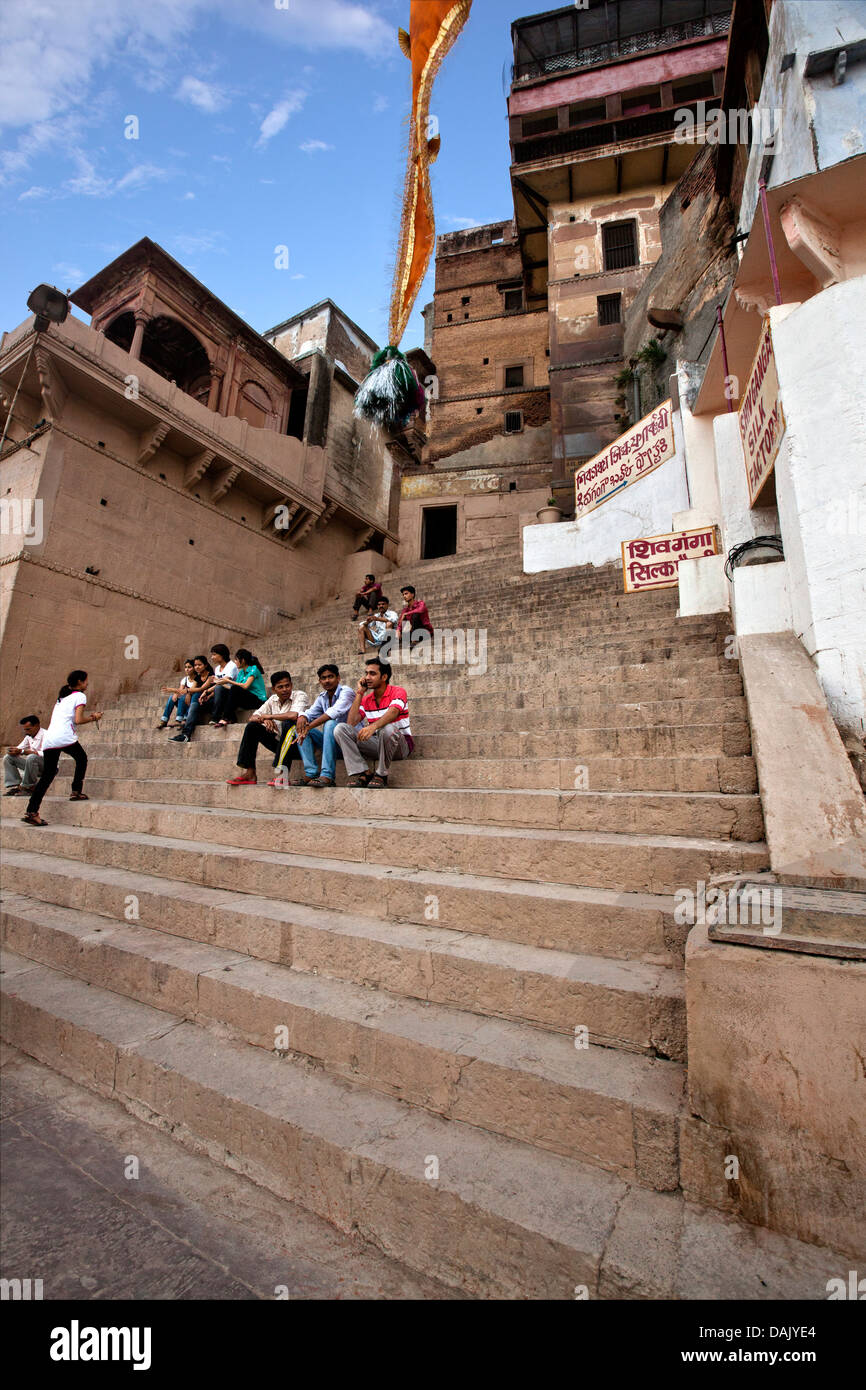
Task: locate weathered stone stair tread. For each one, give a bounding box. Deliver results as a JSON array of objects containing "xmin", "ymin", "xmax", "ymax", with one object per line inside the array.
[
  {"xmin": 0, "ymin": 895, "xmax": 685, "ymax": 1176},
  {"xmin": 0, "ymin": 808, "xmax": 767, "ymax": 896},
  {"xmin": 0, "ymin": 850, "xmax": 683, "ymax": 1043},
  {"xmin": 30, "ymin": 776, "xmax": 764, "ymax": 839},
  {"xmin": 0, "ymin": 950, "xmax": 842, "ymax": 1299}
]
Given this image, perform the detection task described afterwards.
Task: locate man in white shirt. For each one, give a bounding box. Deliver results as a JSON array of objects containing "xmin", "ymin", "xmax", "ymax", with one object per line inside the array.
[
  {"xmin": 226, "ymin": 670, "xmax": 309, "ymax": 786},
  {"xmin": 357, "ymin": 596, "xmax": 398, "ymax": 654},
  {"xmin": 4, "ymin": 715, "xmax": 45, "ymax": 795}
]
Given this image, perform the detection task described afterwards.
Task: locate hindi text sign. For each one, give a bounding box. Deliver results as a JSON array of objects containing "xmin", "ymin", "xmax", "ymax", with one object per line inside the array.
[
  {"xmin": 574, "ymin": 400, "xmax": 674, "ymax": 520},
  {"xmin": 622, "ymin": 526, "xmax": 719, "ymax": 593},
  {"xmin": 738, "ymin": 316, "xmax": 786, "ymax": 506}
]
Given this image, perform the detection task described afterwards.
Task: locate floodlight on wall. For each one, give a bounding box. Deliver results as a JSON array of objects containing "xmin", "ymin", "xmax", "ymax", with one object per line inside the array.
[{"xmin": 26, "ymin": 284, "xmax": 70, "ymax": 333}]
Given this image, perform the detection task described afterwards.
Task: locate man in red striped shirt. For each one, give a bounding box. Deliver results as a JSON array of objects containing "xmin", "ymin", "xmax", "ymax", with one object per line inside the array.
[{"xmin": 334, "ymin": 657, "xmax": 413, "ymax": 789}]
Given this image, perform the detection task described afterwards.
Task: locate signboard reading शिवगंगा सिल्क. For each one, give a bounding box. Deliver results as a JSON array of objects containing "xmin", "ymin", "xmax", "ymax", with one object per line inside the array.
[
  {"xmin": 738, "ymin": 315, "xmax": 786, "ymax": 507},
  {"xmin": 574, "ymin": 399, "xmax": 674, "ymax": 520},
  {"xmin": 622, "ymin": 525, "xmax": 719, "ymax": 593}
]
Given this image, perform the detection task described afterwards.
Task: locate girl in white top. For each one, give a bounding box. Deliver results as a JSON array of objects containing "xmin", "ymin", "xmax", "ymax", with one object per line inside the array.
[{"xmin": 23, "ymin": 669, "xmax": 103, "ymax": 826}]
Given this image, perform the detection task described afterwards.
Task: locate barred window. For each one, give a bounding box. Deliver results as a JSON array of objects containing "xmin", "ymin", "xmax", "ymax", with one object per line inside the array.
[
  {"xmin": 504, "ymin": 410, "xmax": 524, "ymax": 434},
  {"xmin": 602, "ymin": 220, "xmax": 638, "ymax": 271},
  {"xmin": 597, "ymin": 293, "xmax": 622, "ymax": 325}
]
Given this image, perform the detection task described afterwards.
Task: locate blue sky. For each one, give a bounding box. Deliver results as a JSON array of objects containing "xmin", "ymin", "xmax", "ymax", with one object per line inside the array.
[{"xmin": 0, "ymin": 0, "xmax": 518, "ymax": 356}]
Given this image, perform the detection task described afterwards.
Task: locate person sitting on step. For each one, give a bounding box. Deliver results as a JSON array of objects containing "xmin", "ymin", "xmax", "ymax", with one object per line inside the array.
[
  {"xmin": 334, "ymin": 656, "xmax": 413, "ymax": 790},
  {"xmin": 296, "ymin": 663, "xmax": 354, "ymax": 788},
  {"xmin": 226, "ymin": 671, "xmax": 309, "ymax": 786},
  {"xmin": 210, "ymin": 649, "xmax": 268, "ymax": 728},
  {"xmin": 357, "ymin": 596, "xmax": 398, "ymax": 655},
  {"xmin": 170, "ymin": 655, "xmax": 214, "ymax": 742},
  {"xmin": 22, "ymin": 670, "xmax": 103, "ymax": 826},
  {"xmin": 397, "ymin": 585, "xmax": 434, "ymax": 646},
  {"xmin": 4, "ymin": 714, "xmax": 46, "ymax": 796},
  {"xmin": 157, "ymin": 659, "xmax": 198, "ymax": 729},
  {"xmin": 350, "ymin": 573, "xmax": 383, "ymax": 621}
]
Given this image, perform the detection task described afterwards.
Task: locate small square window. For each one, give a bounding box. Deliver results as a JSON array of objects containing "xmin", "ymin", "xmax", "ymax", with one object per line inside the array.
[
  {"xmin": 597, "ymin": 293, "xmax": 622, "ymax": 326},
  {"xmin": 461, "ymin": 296, "xmax": 470, "ymax": 305},
  {"xmin": 504, "ymin": 410, "xmax": 523, "ymax": 434},
  {"xmin": 504, "ymin": 365, "xmax": 524, "ymax": 389},
  {"xmin": 503, "ymin": 289, "xmax": 523, "ymax": 312},
  {"xmin": 483, "ymin": 357, "xmax": 489, "ymax": 365},
  {"xmin": 447, "ymin": 312, "xmax": 453, "ymax": 322},
  {"xmin": 476, "ymin": 407, "xmax": 483, "ymax": 415}
]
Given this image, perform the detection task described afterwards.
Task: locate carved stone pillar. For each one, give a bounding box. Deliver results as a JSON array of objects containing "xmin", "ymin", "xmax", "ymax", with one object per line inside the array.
[
  {"xmin": 129, "ymin": 310, "xmax": 149, "ymax": 361},
  {"xmin": 207, "ymin": 369, "xmax": 224, "ymax": 413}
]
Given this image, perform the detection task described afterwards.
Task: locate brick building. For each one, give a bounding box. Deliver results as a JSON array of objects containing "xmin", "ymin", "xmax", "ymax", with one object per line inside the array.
[{"xmin": 402, "ymin": 0, "xmax": 733, "ymax": 560}]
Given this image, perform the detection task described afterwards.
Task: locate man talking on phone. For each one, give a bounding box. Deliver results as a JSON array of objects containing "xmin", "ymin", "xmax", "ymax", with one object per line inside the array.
[{"xmin": 333, "ymin": 657, "xmax": 413, "ymax": 789}]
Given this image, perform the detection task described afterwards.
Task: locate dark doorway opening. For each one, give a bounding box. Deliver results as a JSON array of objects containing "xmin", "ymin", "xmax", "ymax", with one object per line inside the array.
[{"xmin": 421, "ymin": 505, "xmax": 457, "ymax": 560}]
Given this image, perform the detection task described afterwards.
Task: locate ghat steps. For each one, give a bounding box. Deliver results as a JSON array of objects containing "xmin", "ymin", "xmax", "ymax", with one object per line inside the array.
[{"xmin": 0, "ymin": 541, "xmax": 844, "ymax": 1297}]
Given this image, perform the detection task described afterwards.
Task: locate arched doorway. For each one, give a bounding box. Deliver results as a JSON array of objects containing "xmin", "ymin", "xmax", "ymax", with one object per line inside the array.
[{"xmin": 140, "ymin": 316, "xmax": 211, "ymax": 402}]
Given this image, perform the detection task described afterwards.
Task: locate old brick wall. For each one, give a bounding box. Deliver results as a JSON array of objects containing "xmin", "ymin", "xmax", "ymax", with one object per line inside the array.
[{"xmin": 425, "ymin": 223, "xmax": 551, "ymax": 469}]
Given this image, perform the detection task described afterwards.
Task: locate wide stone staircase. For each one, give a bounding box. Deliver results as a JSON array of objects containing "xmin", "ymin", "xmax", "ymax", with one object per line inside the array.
[{"xmin": 0, "ymin": 541, "xmax": 844, "ymax": 1296}]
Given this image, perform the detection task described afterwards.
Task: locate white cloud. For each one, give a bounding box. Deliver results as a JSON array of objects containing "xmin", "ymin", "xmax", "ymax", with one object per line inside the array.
[
  {"xmin": 115, "ymin": 163, "xmax": 171, "ymax": 192},
  {"xmin": 170, "ymin": 230, "xmax": 228, "ymax": 257},
  {"xmin": 443, "ymin": 216, "xmax": 484, "ymax": 229},
  {"xmin": 213, "ymin": 0, "xmax": 392, "ymax": 58},
  {"xmin": 299, "ymin": 139, "xmax": 333, "ymax": 154},
  {"xmin": 290, "ymin": 273, "xmax": 306, "ymax": 280},
  {"xmin": 18, "ymin": 185, "xmax": 49, "ymax": 201},
  {"xmin": 53, "ymin": 262, "xmax": 84, "ymax": 286},
  {"xmin": 182, "ymin": 190, "xmax": 195, "ymax": 199},
  {"xmin": 176, "ymin": 75, "xmax": 227, "ymax": 113},
  {"xmin": 257, "ymin": 90, "xmax": 306, "ymax": 146},
  {"xmin": 372, "ymin": 94, "xmax": 388, "ymax": 114}
]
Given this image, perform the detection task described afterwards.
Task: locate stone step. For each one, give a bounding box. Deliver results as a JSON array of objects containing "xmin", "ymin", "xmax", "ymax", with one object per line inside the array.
[
  {"xmin": 101, "ymin": 715, "xmax": 752, "ymax": 755},
  {"xmin": 3, "ymin": 801, "xmax": 767, "ymax": 896},
  {"xmin": 103, "ymin": 695, "xmax": 750, "ymax": 732},
  {"xmin": 0, "ymin": 950, "xmax": 843, "ymax": 1299},
  {"xmin": 59, "ymin": 750, "xmax": 758, "ymax": 792},
  {"xmin": 0, "ymin": 824, "xmax": 691, "ymax": 1011},
  {"xmin": 26, "ymin": 775, "xmax": 764, "ymax": 840},
  {"xmin": 0, "ymin": 894, "xmax": 685, "ymax": 1185},
  {"xmin": 119, "ymin": 673, "xmax": 746, "ymax": 712},
  {"xmin": 0, "ymin": 851, "xmax": 687, "ymax": 1034}
]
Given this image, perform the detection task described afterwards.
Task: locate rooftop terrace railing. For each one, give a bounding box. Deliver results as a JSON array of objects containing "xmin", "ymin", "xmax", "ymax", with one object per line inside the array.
[{"xmin": 512, "ymin": 12, "xmax": 729, "ymax": 84}]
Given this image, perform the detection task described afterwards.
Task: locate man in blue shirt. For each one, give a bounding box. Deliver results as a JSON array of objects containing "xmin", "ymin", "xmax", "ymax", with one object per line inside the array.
[{"xmin": 297, "ymin": 663, "xmax": 354, "ymax": 787}]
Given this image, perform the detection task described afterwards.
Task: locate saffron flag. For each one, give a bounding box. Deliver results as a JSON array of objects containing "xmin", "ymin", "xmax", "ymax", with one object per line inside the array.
[
  {"xmin": 354, "ymin": 0, "xmax": 471, "ymax": 429},
  {"xmin": 390, "ymin": 0, "xmax": 472, "ymax": 345}
]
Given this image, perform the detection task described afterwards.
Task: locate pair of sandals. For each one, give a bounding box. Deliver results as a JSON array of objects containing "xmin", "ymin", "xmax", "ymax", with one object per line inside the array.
[{"xmin": 346, "ymin": 772, "xmax": 388, "ymax": 789}]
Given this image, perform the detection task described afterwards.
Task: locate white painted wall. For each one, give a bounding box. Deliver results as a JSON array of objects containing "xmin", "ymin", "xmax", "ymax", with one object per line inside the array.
[
  {"xmin": 523, "ymin": 447, "xmax": 689, "ymax": 572},
  {"xmin": 770, "ymin": 281, "xmax": 866, "ymax": 737},
  {"xmin": 732, "ymin": 561, "xmax": 793, "ymax": 635},
  {"xmin": 711, "ymin": 410, "xmax": 780, "ymax": 557},
  {"xmin": 739, "ymin": 1, "xmax": 866, "ymax": 236}
]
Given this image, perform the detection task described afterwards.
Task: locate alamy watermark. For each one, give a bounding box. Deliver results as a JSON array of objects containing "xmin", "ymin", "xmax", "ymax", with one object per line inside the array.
[
  {"xmin": 674, "ymin": 102, "xmax": 781, "ymax": 146},
  {"xmin": 0, "ymin": 497, "xmax": 43, "ymax": 545},
  {"xmin": 674, "ymin": 879, "xmax": 782, "ymax": 935},
  {"xmin": 380, "ymin": 627, "xmax": 487, "ymax": 676}
]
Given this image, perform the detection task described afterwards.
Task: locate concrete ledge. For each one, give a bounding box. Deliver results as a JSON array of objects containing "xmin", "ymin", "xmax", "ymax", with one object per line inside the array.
[
  {"xmin": 738, "ymin": 631, "xmax": 866, "ymax": 889},
  {"xmin": 684, "ymin": 923, "xmax": 866, "ymax": 1258}
]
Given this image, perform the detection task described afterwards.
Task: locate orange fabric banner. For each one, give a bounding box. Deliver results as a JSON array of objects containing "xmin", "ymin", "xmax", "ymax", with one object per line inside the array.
[{"xmin": 389, "ymin": 0, "xmax": 472, "ymax": 345}]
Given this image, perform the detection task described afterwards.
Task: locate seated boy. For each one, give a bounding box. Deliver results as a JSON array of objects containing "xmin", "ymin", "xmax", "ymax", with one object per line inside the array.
[
  {"xmin": 357, "ymin": 596, "xmax": 398, "ymax": 654},
  {"xmin": 350, "ymin": 574, "xmax": 383, "ymax": 620},
  {"xmin": 296, "ymin": 664, "xmax": 354, "ymax": 788},
  {"xmin": 226, "ymin": 671, "xmax": 309, "ymax": 785},
  {"xmin": 4, "ymin": 715, "xmax": 45, "ymax": 795},
  {"xmin": 334, "ymin": 657, "xmax": 413, "ymax": 789}
]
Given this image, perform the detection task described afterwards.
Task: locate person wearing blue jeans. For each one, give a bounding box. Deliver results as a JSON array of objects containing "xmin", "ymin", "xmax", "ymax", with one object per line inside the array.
[
  {"xmin": 170, "ymin": 655, "xmax": 214, "ymax": 743},
  {"xmin": 158, "ymin": 660, "xmax": 197, "ymax": 729},
  {"xmin": 296, "ymin": 663, "xmax": 354, "ymax": 787}
]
